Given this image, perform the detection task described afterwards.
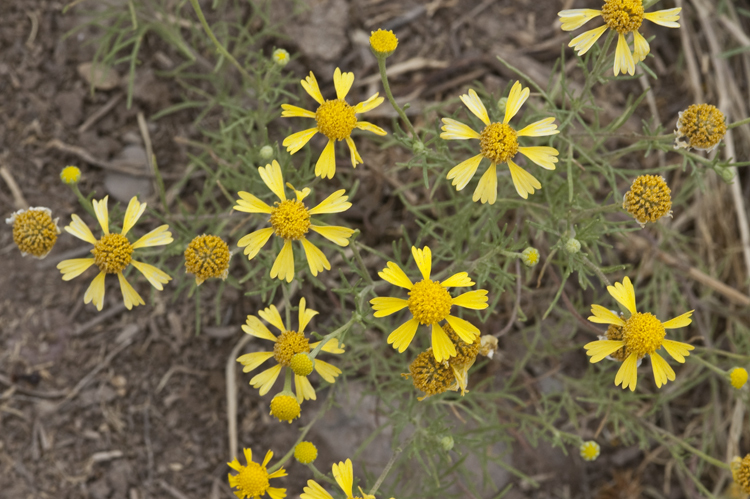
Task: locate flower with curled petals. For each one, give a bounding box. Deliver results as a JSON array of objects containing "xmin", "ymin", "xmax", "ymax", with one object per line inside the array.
[
  {"xmin": 440, "ymin": 82, "xmax": 559, "ymax": 201},
  {"xmin": 227, "ymin": 448, "xmax": 286, "ymax": 499},
  {"xmin": 584, "ymin": 276, "xmax": 695, "ymax": 391},
  {"xmin": 370, "ymin": 246, "xmax": 488, "ymax": 362},
  {"xmin": 281, "ymin": 68, "xmax": 386, "ymax": 179},
  {"xmin": 57, "ymin": 196, "xmax": 172, "ymax": 311},
  {"xmin": 236, "ymin": 298, "xmax": 344, "ymax": 403},
  {"xmin": 559, "ymin": 1, "xmax": 681, "ymax": 76},
  {"xmin": 233, "ymin": 160, "xmax": 355, "ymax": 282},
  {"xmin": 301, "ymin": 459, "xmax": 375, "ymax": 499}
]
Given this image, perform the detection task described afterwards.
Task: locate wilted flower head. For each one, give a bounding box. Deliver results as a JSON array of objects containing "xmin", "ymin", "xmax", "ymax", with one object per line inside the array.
[
  {"xmin": 6, "ymin": 207, "xmax": 60, "ymax": 259},
  {"xmin": 674, "ymin": 103, "xmax": 727, "ymax": 152},
  {"xmin": 623, "ymin": 175, "xmax": 672, "ymax": 227}
]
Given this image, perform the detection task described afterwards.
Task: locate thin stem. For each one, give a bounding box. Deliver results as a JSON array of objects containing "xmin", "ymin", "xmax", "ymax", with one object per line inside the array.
[
  {"xmin": 368, "ymin": 432, "xmax": 417, "ymax": 496},
  {"xmin": 645, "ymin": 421, "xmax": 731, "ymax": 471},
  {"xmin": 580, "ymin": 254, "xmax": 612, "ymax": 287},
  {"xmin": 351, "ymin": 238, "xmax": 374, "ymax": 287},
  {"xmin": 728, "ymin": 116, "xmax": 750, "ymax": 130},
  {"xmin": 308, "ymin": 315, "xmax": 358, "ymax": 359},
  {"xmin": 376, "ymin": 55, "xmax": 418, "ymax": 139},
  {"xmin": 691, "ymin": 355, "xmax": 728, "ymax": 377}
]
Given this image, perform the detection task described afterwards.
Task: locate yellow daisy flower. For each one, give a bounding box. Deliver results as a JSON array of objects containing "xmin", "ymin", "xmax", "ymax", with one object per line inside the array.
[
  {"xmin": 370, "ymin": 246, "xmax": 489, "ymax": 362},
  {"xmin": 233, "ymin": 160, "xmax": 355, "ymax": 282},
  {"xmin": 559, "ymin": 1, "xmax": 681, "ymax": 76},
  {"xmin": 227, "ymin": 448, "xmax": 287, "ymax": 499},
  {"xmin": 236, "ymin": 298, "xmax": 344, "ymax": 402},
  {"xmin": 301, "ymin": 459, "xmax": 375, "ymax": 499},
  {"xmin": 584, "ymin": 277, "xmax": 695, "ymax": 391},
  {"xmin": 281, "ymin": 68, "xmax": 386, "ymax": 179},
  {"xmin": 440, "ymin": 82, "xmax": 559, "ymax": 201},
  {"xmin": 57, "ymin": 196, "xmax": 172, "ymax": 311}
]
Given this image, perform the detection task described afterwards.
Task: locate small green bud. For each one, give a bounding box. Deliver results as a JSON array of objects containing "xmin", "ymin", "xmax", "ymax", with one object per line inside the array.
[
  {"xmin": 564, "ymin": 238, "xmax": 581, "ymax": 254},
  {"xmin": 272, "ymin": 48, "xmax": 290, "ymax": 67},
  {"xmin": 497, "ymin": 97, "xmax": 508, "ymax": 114},
  {"xmin": 412, "ymin": 140, "xmax": 426, "ymax": 154},
  {"xmin": 440, "ymin": 436, "xmax": 454, "ymax": 451},
  {"xmin": 521, "ymin": 247, "xmax": 540, "ymax": 267},
  {"xmin": 259, "ymin": 145, "xmax": 274, "ymax": 159},
  {"xmin": 716, "ymin": 166, "xmax": 735, "ymax": 183}
]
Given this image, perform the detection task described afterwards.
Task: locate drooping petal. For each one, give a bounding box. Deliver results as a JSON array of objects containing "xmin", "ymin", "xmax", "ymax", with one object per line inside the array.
[
  {"xmin": 614, "ymin": 352, "xmax": 639, "ymax": 391},
  {"xmin": 607, "ymin": 276, "xmax": 637, "ymax": 315},
  {"xmin": 64, "ymin": 214, "xmax": 98, "ymax": 245},
  {"xmin": 309, "ymin": 189, "xmax": 351, "ymax": 215},
  {"xmin": 584, "ymin": 339, "xmax": 626, "ymax": 363},
  {"xmin": 614, "ymin": 33, "xmax": 635, "ymax": 76},
  {"xmin": 259, "ymin": 304, "xmax": 286, "ymax": 333},
  {"xmin": 131, "ymin": 225, "xmax": 173, "ymax": 249},
  {"xmin": 266, "ymin": 487, "xmax": 288, "ymax": 499},
  {"xmin": 58, "ymin": 258, "xmax": 95, "ymax": 281},
  {"xmin": 270, "ymin": 240, "xmax": 295, "ymax": 282},
  {"xmin": 345, "ymin": 137, "xmax": 362, "ymax": 168},
  {"xmin": 472, "ymin": 162, "xmax": 497, "ymax": 205},
  {"xmin": 282, "ymin": 128, "xmax": 318, "ymax": 155},
  {"xmin": 242, "ymin": 315, "xmax": 278, "ymax": 340},
  {"xmin": 281, "ymin": 104, "xmax": 316, "ymax": 119},
  {"xmin": 446, "ymin": 154, "xmax": 484, "ymax": 191},
  {"xmin": 84, "ymin": 271, "xmax": 107, "ymax": 311},
  {"xmin": 121, "ymin": 197, "xmax": 146, "ymax": 236},
  {"xmin": 313, "ymin": 359, "xmax": 342, "ymax": 383},
  {"xmin": 258, "ymin": 160, "xmax": 287, "ymax": 202},
  {"xmin": 518, "ymin": 146, "xmax": 559, "ymax": 170},
  {"xmin": 298, "ymin": 297, "xmax": 318, "ymax": 335},
  {"xmin": 353, "ymin": 93, "xmax": 384, "ymax": 114},
  {"xmin": 650, "ymin": 352, "xmax": 676, "ymax": 388},
  {"xmin": 516, "ymin": 117, "xmax": 559, "ymax": 137},
  {"xmin": 309, "ymin": 225, "xmax": 355, "ymax": 247},
  {"xmin": 234, "ymin": 191, "xmax": 273, "ymax": 214},
  {"xmin": 354, "ymin": 120, "xmax": 387, "ymax": 136},
  {"xmin": 310, "ymin": 339, "xmax": 345, "ymax": 354},
  {"xmin": 130, "ymin": 260, "xmax": 171, "ymax": 290},
  {"xmin": 432, "ymin": 322, "xmax": 457, "ymax": 362},
  {"xmin": 301, "ymin": 238, "xmax": 331, "ymax": 276},
  {"xmin": 378, "ymin": 261, "xmax": 413, "ymax": 289},
  {"xmin": 588, "ymin": 304, "xmax": 626, "ymax": 326},
  {"xmin": 301, "ymin": 480, "xmax": 334, "ymax": 499},
  {"xmin": 504, "ymin": 81, "xmax": 530, "ymax": 124},
  {"xmin": 558, "ymin": 9, "xmax": 602, "ymax": 31},
  {"xmin": 444, "ymin": 315, "xmax": 480, "ymax": 343},
  {"xmin": 569, "ymin": 25, "xmax": 608, "ymax": 56},
  {"xmin": 332, "ymin": 460, "xmax": 354, "ymax": 498},
  {"xmin": 387, "ymin": 317, "xmax": 420, "ymax": 353},
  {"xmin": 661, "ymin": 339, "xmax": 694, "ymax": 363},
  {"xmin": 92, "ymin": 196, "xmax": 110, "ymax": 235},
  {"xmin": 315, "ymin": 139, "xmax": 336, "ymax": 179},
  {"xmin": 333, "ymin": 67, "xmax": 354, "ymax": 100},
  {"xmin": 301, "ymin": 71, "xmax": 324, "ymax": 104},
  {"xmin": 632, "ymin": 30, "xmax": 650, "ymax": 62},
  {"xmin": 236, "ymin": 351, "xmax": 274, "ymax": 372},
  {"xmin": 661, "ymin": 310, "xmax": 694, "ymax": 329},
  {"xmin": 237, "ymin": 227, "xmax": 274, "ymax": 260},
  {"xmin": 441, "ymin": 272, "xmax": 474, "ymax": 288},
  {"xmin": 295, "ymin": 374, "xmax": 316, "ymax": 402},
  {"xmin": 250, "ymin": 364, "xmax": 282, "ymax": 395},
  {"xmin": 507, "ymin": 158, "xmax": 541, "ymax": 199},
  {"xmin": 643, "ymin": 8, "xmax": 681, "ymax": 28},
  {"xmin": 371, "ymin": 297, "xmax": 409, "ymax": 317},
  {"xmin": 452, "ymin": 290, "xmax": 489, "ymax": 309},
  {"xmin": 440, "ymin": 118, "xmax": 481, "ymax": 140},
  {"xmin": 117, "ymin": 272, "xmax": 144, "ymax": 310}
]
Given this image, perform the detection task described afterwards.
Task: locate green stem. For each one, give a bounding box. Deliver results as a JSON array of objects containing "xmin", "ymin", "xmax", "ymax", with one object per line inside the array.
[
  {"xmin": 691, "ymin": 355, "xmax": 728, "ymax": 377},
  {"xmin": 376, "ymin": 55, "xmax": 419, "ymax": 139},
  {"xmin": 308, "ymin": 315, "xmax": 358, "ymax": 359},
  {"xmin": 579, "ymin": 254, "xmax": 612, "ymax": 287},
  {"xmin": 728, "ymin": 116, "xmax": 750, "ymax": 130},
  {"xmin": 368, "ymin": 432, "xmax": 417, "ymax": 496},
  {"xmin": 645, "ymin": 421, "xmax": 730, "ymax": 470},
  {"xmin": 351, "ymin": 237, "xmax": 374, "ymax": 287},
  {"xmin": 70, "ymin": 184, "xmax": 96, "ymax": 218}
]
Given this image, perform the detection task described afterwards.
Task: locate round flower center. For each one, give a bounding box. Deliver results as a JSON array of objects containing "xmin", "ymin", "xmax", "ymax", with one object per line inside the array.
[
  {"xmin": 294, "ymin": 442, "xmax": 318, "ymax": 464},
  {"xmin": 623, "ymin": 312, "xmax": 665, "ymax": 357},
  {"xmin": 479, "ymin": 122, "xmax": 518, "ymax": 163},
  {"xmin": 92, "ymin": 233, "xmax": 133, "ymax": 274},
  {"xmin": 601, "ymin": 0, "xmax": 644, "ymax": 34},
  {"xmin": 677, "ymin": 103, "xmax": 727, "ymax": 150},
  {"xmin": 733, "ymin": 455, "xmax": 750, "ymax": 494},
  {"xmin": 289, "ymin": 352, "xmax": 314, "ymax": 376},
  {"xmin": 622, "ymin": 174, "xmax": 672, "ymax": 225},
  {"xmin": 409, "ymin": 349, "xmax": 455, "ymax": 396},
  {"xmin": 273, "ymin": 330, "xmax": 310, "ymax": 366},
  {"xmin": 369, "ymin": 29, "xmax": 399, "ymax": 54},
  {"xmin": 605, "ymin": 323, "xmax": 630, "ymax": 361},
  {"xmin": 315, "ymin": 99, "xmax": 357, "ymax": 141},
  {"xmin": 270, "ymin": 393, "xmax": 301, "ymax": 423},
  {"xmin": 11, "ymin": 209, "xmax": 58, "ymax": 258},
  {"xmin": 234, "ymin": 461, "xmax": 270, "ymax": 497},
  {"xmin": 269, "ymin": 200, "xmax": 311, "ymax": 240},
  {"xmin": 730, "ymin": 368, "xmax": 748, "ymax": 389},
  {"xmin": 407, "ymin": 279, "xmax": 452, "ymax": 325},
  {"xmin": 444, "ymin": 323, "xmax": 480, "ymax": 366},
  {"xmin": 60, "ymin": 166, "xmax": 81, "ymax": 184},
  {"xmin": 184, "ymin": 234, "xmax": 230, "ymax": 283}
]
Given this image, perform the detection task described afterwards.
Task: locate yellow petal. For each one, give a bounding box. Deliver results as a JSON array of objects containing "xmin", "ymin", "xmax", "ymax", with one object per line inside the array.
[
  {"xmin": 309, "ymin": 225, "xmax": 355, "ymax": 247},
  {"xmin": 569, "ymin": 25, "xmax": 608, "ymax": 56},
  {"xmin": 309, "ymin": 189, "xmax": 351, "ymax": 215},
  {"xmin": 58, "ymin": 258, "xmax": 95, "ymax": 281},
  {"xmin": 411, "ymin": 246, "xmax": 432, "ymax": 280},
  {"xmin": 345, "ymin": 137, "xmax": 362, "ymax": 168},
  {"xmin": 440, "ymin": 118, "xmax": 481, "ymax": 140},
  {"xmin": 507, "ymin": 158, "xmax": 541, "ymax": 199},
  {"xmin": 309, "ymin": 339, "xmax": 345, "ymax": 354},
  {"xmin": 614, "ymin": 32, "xmax": 635, "ymax": 76},
  {"xmin": 262, "ymin": 450, "xmax": 273, "ymax": 467},
  {"xmin": 259, "ymin": 304, "xmax": 286, "ymax": 333},
  {"xmin": 661, "ymin": 310, "xmax": 693, "ymax": 329},
  {"xmin": 301, "ymin": 480, "xmax": 334, "ymax": 499},
  {"xmin": 267, "ymin": 487, "xmax": 287, "ymax": 499},
  {"xmin": 615, "ymin": 352, "xmax": 639, "ymax": 391},
  {"xmin": 444, "ymin": 315, "xmax": 480, "ymax": 343},
  {"xmin": 237, "ymin": 227, "xmax": 274, "ymax": 260},
  {"xmin": 371, "ymin": 296, "xmax": 409, "ymax": 317},
  {"xmin": 313, "ymin": 359, "xmax": 341, "ymax": 383},
  {"xmin": 268, "ymin": 468, "xmax": 287, "ymax": 480},
  {"xmin": 332, "ymin": 460, "xmax": 354, "ymax": 498},
  {"xmin": 301, "ymin": 71, "xmax": 324, "ymax": 104},
  {"xmin": 298, "ymin": 297, "xmax": 318, "ymax": 335},
  {"xmin": 632, "ymin": 30, "xmax": 650, "ymax": 62},
  {"xmin": 315, "ymin": 139, "xmax": 336, "ymax": 179},
  {"xmin": 295, "ymin": 374, "xmax": 316, "ymax": 402},
  {"xmin": 387, "ymin": 318, "xmax": 420, "ymax": 353},
  {"xmin": 117, "ymin": 272, "xmax": 144, "ymax": 310},
  {"xmin": 301, "ymin": 238, "xmax": 331, "ymax": 276},
  {"xmin": 643, "ymin": 8, "xmax": 681, "ymax": 28},
  {"xmin": 234, "ymin": 191, "xmax": 273, "ymax": 214},
  {"xmin": 250, "ymin": 364, "xmax": 282, "ymax": 396},
  {"xmin": 504, "ymin": 81, "xmax": 530, "ymax": 124},
  {"xmin": 607, "ymin": 276, "xmax": 637, "ymax": 315},
  {"xmin": 650, "ymin": 352, "xmax": 675, "ymax": 388},
  {"xmin": 459, "ymin": 89, "xmax": 490, "ymax": 126},
  {"xmin": 354, "ymin": 120, "xmax": 387, "ymax": 136},
  {"xmin": 558, "ymin": 8, "xmax": 602, "ymax": 31},
  {"xmin": 130, "ymin": 260, "xmax": 171, "ymax": 290},
  {"xmin": 282, "ymin": 128, "xmax": 318, "ymax": 155},
  {"xmin": 378, "ymin": 261, "xmax": 413, "ymax": 289},
  {"xmin": 472, "ymin": 162, "xmax": 497, "ymax": 204},
  {"xmin": 432, "ymin": 322, "xmax": 457, "ymax": 362},
  {"xmin": 281, "ymin": 104, "xmax": 316, "ymax": 119},
  {"xmin": 258, "ymin": 160, "xmax": 286, "ymax": 202},
  {"xmin": 441, "ymin": 272, "xmax": 474, "ymax": 288},
  {"xmin": 584, "ymin": 339, "xmax": 626, "ymax": 363},
  {"xmin": 242, "ymin": 315, "xmax": 277, "ymax": 340},
  {"xmin": 270, "ymin": 240, "xmax": 295, "ymax": 282},
  {"xmin": 452, "ymin": 290, "xmax": 488, "ymax": 309},
  {"xmin": 92, "ymin": 196, "xmax": 110, "ymax": 235},
  {"xmin": 516, "ymin": 117, "xmax": 559, "ymax": 137},
  {"xmin": 236, "ymin": 351, "xmax": 274, "ymax": 372},
  {"xmin": 131, "ymin": 225, "xmax": 173, "ymax": 249},
  {"xmin": 447, "ymin": 154, "xmax": 483, "ymax": 191},
  {"xmin": 518, "ymin": 146, "xmax": 559, "ymax": 170},
  {"xmin": 588, "ymin": 304, "xmax": 625, "ymax": 326},
  {"xmin": 353, "ymin": 93, "xmax": 383, "ymax": 114},
  {"xmin": 121, "ymin": 197, "xmax": 146, "ymax": 236},
  {"xmin": 64, "ymin": 213, "xmax": 97, "ymax": 245},
  {"xmin": 661, "ymin": 339, "xmax": 694, "ymax": 363},
  {"xmin": 84, "ymin": 271, "xmax": 107, "ymax": 311},
  {"xmin": 333, "ymin": 67, "xmax": 354, "ymax": 100}
]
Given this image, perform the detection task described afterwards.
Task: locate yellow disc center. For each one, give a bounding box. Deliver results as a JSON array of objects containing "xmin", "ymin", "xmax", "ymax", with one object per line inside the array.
[
  {"xmin": 479, "ymin": 123, "xmax": 518, "ymax": 164},
  {"xmin": 408, "ymin": 279, "xmax": 453, "ymax": 325},
  {"xmin": 235, "ymin": 462, "xmax": 270, "ymax": 498},
  {"xmin": 623, "ymin": 312, "xmax": 665, "ymax": 357},
  {"xmin": 92, "ymin": 233, "xmax": 133, "ymax": 274},
  {"xmin": 315, "ymin": 99, "xmax": 357, "ymax": 141},
  {"xmin": 184, "ymin": 235, "xmax": 230, "ymax": 280},
  {"xmin": 679, "ymin": 104, "xmax": 727, "ymax": 149},
  {"xmin": 269, "ymin": 200, "xmax": 311, "ymax": 240},
  {"xmin": 273, "ymin": 330, "xmax": 310, "ymax": 366},
  {"xmin": 12, "ymin": 210, "xmax": 58, "ymax": 258},
  {"xmin": 601, "ymin": 0, "xmax": 644, "ymax": 34},
  {"xmin": 623, "ymin": 174, "xmax": 672, "ymax": 224}
]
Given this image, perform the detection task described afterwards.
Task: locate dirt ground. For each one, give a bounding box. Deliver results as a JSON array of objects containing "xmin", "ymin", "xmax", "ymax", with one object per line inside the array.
[{"xmin": 1, "ymin": 0, "xmax": 748, "ymax": 498}]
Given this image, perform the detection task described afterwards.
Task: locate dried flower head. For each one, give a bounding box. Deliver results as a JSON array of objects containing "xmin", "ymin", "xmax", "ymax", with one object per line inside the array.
[
  {"xmin": 623, "ymin": 175, "xmax": 672, "ymax": 227},
  {"xmin": 6, "ymin": 207, "xmax": 60, "ymax": 259},
  {"xmin": 674, "ymin": 103, "xmax": 727, "ymax": 152},
  {"xmin": 60, "ymin": 165, "xmax": 81, "ymax": 184},
  {"xmin": 408, "ymin": 348, "xmax": 456, "ymax": 399},
  {"xmin": 369, "ymin": 29, "xmax": 398, "ymax": 57},
  {"xmin": 184, "ymin": 234, "xmax": 231, "ymax": 285},
  {"xmin": 732, "ymin": 455, "xmax": 750, "ymax": 494},
  {"xmin": 227, "ymin": 448, "xmax": 287, "ymax": 499}
]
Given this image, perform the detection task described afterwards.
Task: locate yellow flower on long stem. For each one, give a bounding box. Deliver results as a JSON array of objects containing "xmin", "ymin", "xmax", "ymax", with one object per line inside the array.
[
  {"xmin": 227, "ymin": 448, "xmax": 287, "ymax": 499},
  {"xmin": 281, "ymin": 68, "xmax": 386, "ymax": 179},
  {"xmin": 440, "ymin": 82, "xmax": 559, "ymax": 202},
  {"xmin": 234, "ymin": 160, "xmax": 355, "ymax": 282},
  {"xmin": 301, "ymin": 459, "xmax": 375, "ymax": 499},
  {"xmin": 57, "ymin": 196, "xmax": 172, "ymax": 311},
  {"xmin": 559, "ymin": 1, "xmax": 681, "ymax": 76},
  {"xmin": 236, "ymin": 298, "xmax": 344, "ymax": 402},
  {"xmin": 584, "ymin": 276, "xmax": 694, "ymax": 391},
  {"xmin": 370, "ymin": 246, "xmax": 488, "ymax": 362}
]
